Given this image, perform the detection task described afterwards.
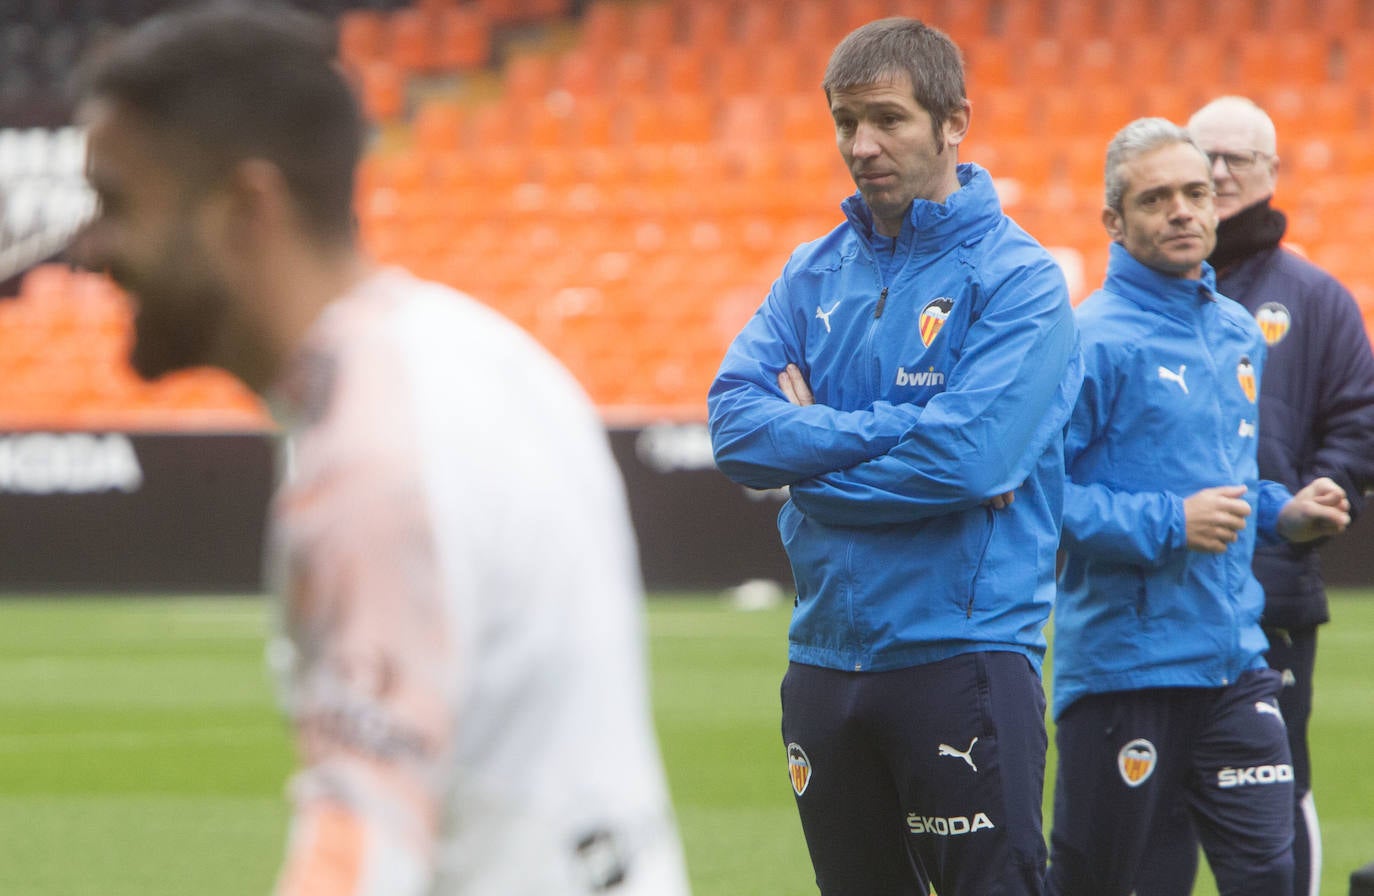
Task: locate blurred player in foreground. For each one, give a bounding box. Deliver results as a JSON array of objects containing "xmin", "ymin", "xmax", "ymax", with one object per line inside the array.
[
  {"xmin": 73, "ymin": 5, "xmax": 690, "ymax": 894},
  {"xmin": 1135, "ymin": 95, "xmax": 1374, "ymax": 896},
  {"xmin": 709, "ymin": 16, "xmax": 1081, "ymax": 895},
  {"xmin": 1046, "ymin": 117, "xmax": 1350, "ymax": 896}
]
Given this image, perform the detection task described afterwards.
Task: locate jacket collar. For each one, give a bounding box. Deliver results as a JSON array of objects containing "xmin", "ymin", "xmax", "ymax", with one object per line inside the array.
[
  {"xmin": 841, "ymin": 162, "xmax": 1001, "ymax": 250},
  {"xmin": 1104, "ymin": 241, "xmax": 1218, "ymax": 310}
]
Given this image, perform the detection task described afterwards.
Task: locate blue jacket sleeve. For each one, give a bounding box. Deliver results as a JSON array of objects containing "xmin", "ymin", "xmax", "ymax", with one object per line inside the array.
[
  {"xmin": 708, "ymin": 265, "xmax": 925, "ymax": 490},
  {"xmin": 1256, "ymin": 478, "xmax": 1294, "ymax": 547},
  {"xmin": 1059, "ymin": 341, "xmax": 1188, "ymax": 565},
  {"xmin": 787, "ymin": 258, "xmax": 1081, "ymax": 526},
  {"xmin": 1061, "ymin": 481, "xmax": 1188, "ymax": 565}
]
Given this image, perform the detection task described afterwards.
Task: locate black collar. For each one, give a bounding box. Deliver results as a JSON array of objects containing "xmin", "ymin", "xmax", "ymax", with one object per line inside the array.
[{"xmin": 1209, "ymin": 197, "xmax": 1286, "ymax": 275}]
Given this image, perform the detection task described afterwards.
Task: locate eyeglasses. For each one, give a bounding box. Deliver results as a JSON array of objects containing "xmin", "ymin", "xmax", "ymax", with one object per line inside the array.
[{"xmin": 1205, "ymin": 150, "xmax": 1272, "ymax": 173}]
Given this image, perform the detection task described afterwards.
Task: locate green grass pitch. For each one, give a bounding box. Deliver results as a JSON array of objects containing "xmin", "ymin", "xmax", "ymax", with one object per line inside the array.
[{"xmin": 0, "ymin": 591, "xmax": 1370, "ymax": 894}]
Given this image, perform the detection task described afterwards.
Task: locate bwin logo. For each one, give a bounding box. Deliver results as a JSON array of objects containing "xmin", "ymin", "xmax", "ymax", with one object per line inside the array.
[
  {"xmin": 1218, "ymin": 764, "xmax": 1293, "ymax": 789},
  {"xmin": 895, "ymin": 366, "xmax": 945, "ymax": 387},
  {"xmin": 906, "ymin": 812, "xmax": 995, "ymax": 836}
]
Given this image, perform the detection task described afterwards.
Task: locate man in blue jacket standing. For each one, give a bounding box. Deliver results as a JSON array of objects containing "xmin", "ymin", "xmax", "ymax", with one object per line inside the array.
[
  {"xmin": 1134, "ymin": 96, "xmax": 1374, "ymax": 896},
  {"xmin": 708, "ymin": 17, "xmax": 1081, "ymax": 896},
  {"xmin": 1047, "ymin": 117, "xmax": 1352, "ymax": 896}
]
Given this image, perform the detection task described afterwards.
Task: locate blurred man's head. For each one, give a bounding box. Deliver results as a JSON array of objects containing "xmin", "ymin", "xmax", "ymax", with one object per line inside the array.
[
  {"xmin": 75, "ymin": 3, "xmax": 364, "ymax": 385},
  {"xmin": 1187, "ymin": 96, "xmax": 1279, "ymax": 221},
  {"xmin": 822, "ymin": 18, "xmax": 970, "ymax": 236},
  {"xmin": 1103, "ymin": 117, "xmax": 1218, "ymax": 279}
]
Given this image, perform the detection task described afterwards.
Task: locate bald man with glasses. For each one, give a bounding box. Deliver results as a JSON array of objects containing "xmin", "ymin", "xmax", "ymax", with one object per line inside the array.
[{"xmin": 1134, "ymin": 95, "xmax": 1374, "ymax": 896}]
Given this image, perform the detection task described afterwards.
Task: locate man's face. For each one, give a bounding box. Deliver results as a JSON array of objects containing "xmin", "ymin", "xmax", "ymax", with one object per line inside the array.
[
  {"xmin": 1188, "ymin": 109, "xmax": 1278, "ymax": 221},
  {"xmin": 1104, "ymin": 141, "xmax": 1218, "ymax": 279},
  {"xmin": 830, "ymin": 71, "xmax": 968, "ymax": 237},
  {"xmin": 77, "ymin": 98, "xmax": 235, "ymax": 381}
]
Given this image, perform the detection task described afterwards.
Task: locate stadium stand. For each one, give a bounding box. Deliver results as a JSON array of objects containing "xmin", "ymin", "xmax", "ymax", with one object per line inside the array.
[{"xmin": 3, "ymin": 0, "xmax": 1374, "ymax": 424}]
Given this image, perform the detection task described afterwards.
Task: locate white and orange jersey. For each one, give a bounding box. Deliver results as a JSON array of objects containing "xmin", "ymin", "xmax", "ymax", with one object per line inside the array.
[{"xmin": 266, "ymin": 268, "xmax": 690, "ymax": 896}]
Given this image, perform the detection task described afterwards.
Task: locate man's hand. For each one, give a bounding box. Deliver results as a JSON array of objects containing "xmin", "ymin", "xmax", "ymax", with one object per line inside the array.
[
  {"xmin": 986, "ymin": 491, "xmax": 1015, "ymax": 509},
  {"xmin": 1184, "ymin": 484, "xmax": 1250, "ymax": 553},
  {"xmin": 777, "ymin": 363, "xmax": 814, "ymax": 407},
  {"xmin": 1276, "ymin": 476, "xmax": 1350, "ymax": 543}
]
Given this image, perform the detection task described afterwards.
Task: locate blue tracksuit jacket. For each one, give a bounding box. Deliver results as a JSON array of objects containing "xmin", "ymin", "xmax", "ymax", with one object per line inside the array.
[
  {"xmin": 708, "ymin": 163, "xmax": 1082, "ymax": 674},
  {"xmin": 1054, "ymin": 242, "xmax": 1294, "ymax": 718}
]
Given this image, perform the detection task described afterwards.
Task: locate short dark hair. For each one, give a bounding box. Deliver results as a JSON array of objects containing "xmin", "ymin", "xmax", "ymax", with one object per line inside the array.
[
  {"xmin": 77, "ymin": 2, "xmax": 364, "ymax": 242},
  {"xmin": 822, "ymin": 17, "xmax": 966, "ymax": 144}
]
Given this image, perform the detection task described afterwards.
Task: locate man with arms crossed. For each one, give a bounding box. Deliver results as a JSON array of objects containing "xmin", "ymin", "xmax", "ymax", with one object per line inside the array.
[
  {"xmin": 74, "ymin": 6, "xmax": 689, "ymax": 894},
  {"xmin": 709, "ymin": 17, "xmax": 1081, "ymax": 896},
  {"xmin": 1136, "ymin": 96, "xmax": 1374, "ymax": 896},
  {"xmin": 1046, "ymin": 117, "xmax": 1350, "ymax": 896}
]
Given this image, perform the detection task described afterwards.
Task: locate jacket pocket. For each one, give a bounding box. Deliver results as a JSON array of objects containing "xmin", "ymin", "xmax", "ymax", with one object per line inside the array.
[{"xmin": 965, "ymin": 506, "xmax": 997, "ymax": 617}]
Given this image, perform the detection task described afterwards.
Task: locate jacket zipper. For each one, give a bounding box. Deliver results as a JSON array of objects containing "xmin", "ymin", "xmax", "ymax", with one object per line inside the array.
[
  {"xmin": 1199, "ymin": 305, "xmax": 1241, "ymax": 683},
  {"xmin": 874, "ymin": 286, "xmax": 888, "ymax": 319},
  {"xmin": 967, "ymin": 506, "xmax": 998, "ymax": 617}
]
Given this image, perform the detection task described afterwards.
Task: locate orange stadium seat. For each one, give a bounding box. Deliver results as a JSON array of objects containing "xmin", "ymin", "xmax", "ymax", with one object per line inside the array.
[
  {"xmin": 411, "ymin": 0, "xmax": 455, "ymax": 15},
  {"xmin": 336, "ymin": 9, "xmax": 387, "ymax": 71},
  {"xmin": 355, "ymin": 60, "xmax": 406, "ymax": 122},
  {"xmin": 1173, "ymin": 35, "xmax": 1231, "ymax": 92},
  {"xmin": 964, "ymin": 38, "xmax": 1013, "ymax": 90},
  {"xmin": 1100, "ymin": 2, "xmax": 1151, "ymax": 40},
  {"xmin": 1021, "ymin": 38, "xmax": 1068, "ymax": 90},
  {"xmin": 839, "ymin": 0, "xmax": 897, "ymax": 37},
  {"xmin": 554, "ymin": 48, "xmax": 607, "ymax": 99},
  {"xmin": 521, "ymin": 100, "xmax": 570, "ymax": 149},
  {"xmin": 780, "ymin": 92, "xmax": 834, "ymax": 145},
  {"xmin": 525, "ymin": 0, "xmax": 572, "ymax": 18},
  {"xmin": 977, "ymin": 87, "xmax": 1034, "ymax": 139},
  {"xmin": 1069, "ymin": 38, "xmax": 1118, "ymax": 90},
  {"xmin": 411, "ymin": 100, "xmax": 466, "ymax": 157},
  {"xmin": 1336, "ymin": 33, "xmax": 1374, "ymax": 84},
  {"xmin": 504, "ymin": 52, "xmax": 554, "ymax": 103},
  {"xmin": 661, "ymin": 44, "xmax": 706, "ymax": 95},
  {"xmin": 1316, "ymin": 0, "xmax": 1365, "ymax": 35},
  {"xmin": 738, "ymin": 1, "xmax": 786, "ymax": 45},
  {"xmin": 995, "ymin": 0, "xmax": 1042, "ymax": 40},
  {"xmin": 1236, "ymin": 32, "xmax": 1331, "ymax": 88},
  {"xmin": 711, "ymin": 46, "xmax": 755, "ymax": 97},
  {"xmin": 564, "ymin": 94, "xmax": 616, "ymax": 146},
  {"xmin": 580, "ymin": 0, "xmax": 630, "ymax": 56},
  {"xmin": 1155, "ymin": 0, "xmax": 1206, "ymax": 33},
  {"xmin": 1264, "ymin": 0, "xmax": 1319, "ymax": 32},
  {"xmin": 1217, "ymin": 0, "xmax": 1264, "ymax": 31},
  {"xmin": 628, "ymin": 2, "xmax": 677, "ymax": 56},
  {"xmin": 931, "ymin": 0, "xmax": 987, "ymax": 44},
  {"xmin": 756, "ymin": 45, "xmax": 815, "ymax": 98},
  {"xmin": 1119, "ymin": 37, "xmax": 1174, "ymax": 88},
  {"xmin": 791, "ymin": 0, "xmax": 842, "ymax": 47},
  {"xmin": 388, "ymin": 8, "xmax": 438, "ymax": 73},
  {"xmin": 1043, "ymin": 0, "xmax": 1101, "ymax": 44},
  {"xmin": 681, "ymin": 0, "xmax": 729, "ymax": 47},
  {"xmin": 1133, "ymin": 84, "xmax": 1201, "ymax": 125},
  {"xmin": 435, "ymin": 6, "xmax": 491, "ymax": 70},
  {"xmin": 609, "ymin": 50, "xmax": 654, "ymax": 96}
]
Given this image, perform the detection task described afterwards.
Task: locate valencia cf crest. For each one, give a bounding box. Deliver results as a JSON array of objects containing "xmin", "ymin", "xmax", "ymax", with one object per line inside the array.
[
  {"xmin": 1237, "ymin": 355, "xmax": 1257, "ymax": 403},
  {"xmin": 1117, "ymin": 738, "xmax": 1157, "ymax": 787},
  {"xmin": 1255, "ymin": 302, "xmax": 1291, "ymax": 346},
  {"xmin": 919, "ymin": 298, "xmax": 955, "ymax": 347},
  {"xmin": 787, "ymin": 742, "xmax": 812, "ymax": 796}
]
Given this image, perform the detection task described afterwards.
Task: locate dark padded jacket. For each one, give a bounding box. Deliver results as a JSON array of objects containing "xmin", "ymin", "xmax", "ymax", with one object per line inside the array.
[{"xmin": 1217, "ymin": 224, "xmax": 1374, "ymax": 628}]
